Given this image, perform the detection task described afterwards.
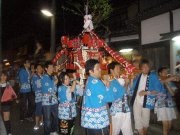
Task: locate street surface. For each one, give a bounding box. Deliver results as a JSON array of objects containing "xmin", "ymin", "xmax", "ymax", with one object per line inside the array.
[{"xmin": 1, "ymin": 102, "xmax": 179, "ymax": 135}]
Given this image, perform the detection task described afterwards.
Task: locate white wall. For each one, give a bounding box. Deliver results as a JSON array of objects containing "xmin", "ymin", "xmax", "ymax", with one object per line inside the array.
[
  {"xmin": 170, "ymin": 40, "xmax": 180, "ymax": 75},
  {"xmin": 105, "ymin": 35, "xmax": 138, "ymax": 42},
  {"xmin": 172, "ymin": 8, "xmax": 180, "ymax": 75},
  {"xmin": 173, "ymin": 8, "xmax": 180, "ymax": 31},
  {"xmin": 141, "ymin": 8, "xmax": 180, "ymax": 75},
  {"xmin": 141, "ymin": 13, "xmax": 170, "ymax": 45}
]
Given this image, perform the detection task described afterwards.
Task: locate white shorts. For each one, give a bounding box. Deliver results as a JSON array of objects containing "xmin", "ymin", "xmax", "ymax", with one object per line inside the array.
[
  {"xmin": 133, "ymin": 101, "xmax": 150, "ymax": 129},
  {"xmin": 111, "ymin": 112, "xmax": 133, "ymax": 135},
  {"xmin": 156, "ymin": 107, "xmax": 177, "ymax": 121}
]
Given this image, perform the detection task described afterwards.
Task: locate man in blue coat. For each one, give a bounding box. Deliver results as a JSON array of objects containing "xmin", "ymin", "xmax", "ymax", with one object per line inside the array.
[
  {"xmin": 41, "ymin": 61, "xmax": 58, "ymax": 135},
  {"xmin": 19, "ymin": 59, "xmax": 35, "ymax": 121},
  {"xmin": 130, "ymin": 59, "xmax": 161, "ymax": 135},
  {"xmin": 81, "ymin": 59, "xmax": 115, "ymax": 135},
  {"xmin": 108, "ymin": 62, "xmax": 133, "ymax": 135}
]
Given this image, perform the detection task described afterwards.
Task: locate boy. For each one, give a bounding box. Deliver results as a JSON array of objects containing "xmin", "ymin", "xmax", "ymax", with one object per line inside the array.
[
  {"xmin": 31, "ymin": 64, "xmax": 44, "ymax": 130},
  {"xmin": 108, "ymin": 62, "xmax": 133, "ymax": 135},
  {"xmin": 41, "ymin": 61, "xmax": 58, "ymax": 135}
]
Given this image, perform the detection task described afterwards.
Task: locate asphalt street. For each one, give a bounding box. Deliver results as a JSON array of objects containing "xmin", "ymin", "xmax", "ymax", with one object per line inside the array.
[
  {"xmin": 8, "ymin": 102, "xmax": 86, "ymax": 135},
  {"xmin": 2, "ymin": 101, "xmax": 180, "ymax": 135}
]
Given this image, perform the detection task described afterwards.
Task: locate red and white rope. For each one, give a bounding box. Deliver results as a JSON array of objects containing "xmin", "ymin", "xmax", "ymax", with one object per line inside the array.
[
  {"xmin": 52, "ymin": 49, "xmax": 68, "ymax": 63},
  {"xmin": 55, "ymin": 60, "xmax": 68, "ymax": 70}
]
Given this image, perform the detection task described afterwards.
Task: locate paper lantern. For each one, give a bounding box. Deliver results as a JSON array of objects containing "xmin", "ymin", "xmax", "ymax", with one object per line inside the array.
[
  {"xmin": 61, "ymin": 36, "xmax": 68, "ymax": 45},
  {"xmin": 82, "ymin": 34, "xmax": 89, "ymax": 44}
]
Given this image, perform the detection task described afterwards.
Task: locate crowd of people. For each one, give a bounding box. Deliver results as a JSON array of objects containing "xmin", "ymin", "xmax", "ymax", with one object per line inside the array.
[{"xmin": 0, "ymin": 58, "xmax": 179, "ymax": 135}]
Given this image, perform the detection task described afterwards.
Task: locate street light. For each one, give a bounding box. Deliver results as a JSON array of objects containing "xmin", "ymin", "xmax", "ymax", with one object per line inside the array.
[
  {"xmin": 41, "ymin": 0, "xmax": 56, "ymax": 59},
  {"xmin": 41, "ymin": 10, "xmax": 53, "ymax": 17},
  {"xmin": 172, "ymin": 36, "xmax": 180, "ymax": 42},
  {"xmin": 119, "ymin": 48, "xmax": 133, "ymax": 53}
]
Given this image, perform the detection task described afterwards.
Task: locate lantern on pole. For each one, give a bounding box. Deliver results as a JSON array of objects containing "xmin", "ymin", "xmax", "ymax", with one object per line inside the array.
[
  {"xmin": 61, "ymin": 36, "xmax": 68, "ymax": 44},
  {"xmin": 82, "ymin": 34, "xmax": 89, "ymax": 44}
]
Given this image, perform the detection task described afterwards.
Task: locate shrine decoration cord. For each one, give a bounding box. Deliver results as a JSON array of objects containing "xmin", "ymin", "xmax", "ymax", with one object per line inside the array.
[
  {"xmin": 55, "ymin": 60, "xmax": 68, "ymax": 70},
  {"xmin": 53, "ymin": 28, "xmax": 138, "ymax": 76},
  {"xmin": 52, "ymin": 49, "xmax": 68, "ymax": 63},
  {"xmin": 104, "ymin": 45, "xmax": 139, "ymax": 75},
  {"xmin": 87, "ymin": 30, "xmax": 138, "ymax": 76},
  {"xmin": 88, "ymin": 31, "xmax": 104, "ymax": 60}
]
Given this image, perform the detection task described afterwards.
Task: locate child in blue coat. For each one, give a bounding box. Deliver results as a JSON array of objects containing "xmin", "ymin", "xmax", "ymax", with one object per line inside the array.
[{"xmin": 58, "ymin": 72, "xmax": 83, "ymax": 135}]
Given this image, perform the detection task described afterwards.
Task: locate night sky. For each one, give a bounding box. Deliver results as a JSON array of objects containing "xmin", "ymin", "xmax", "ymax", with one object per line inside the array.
[
  {"xmin": 2, "ymin": 0, "xmax": 84, "ymax": 50},
  {"xmin": 1, "ymin": 0, "xmax": 136, "ymax": 51}
]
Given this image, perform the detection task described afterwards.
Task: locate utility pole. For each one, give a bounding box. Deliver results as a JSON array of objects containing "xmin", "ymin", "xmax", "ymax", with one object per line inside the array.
[
  {"xmin": 0, "ymin": 3, "xmax": 6, "ymax": 135},
  {"xmin": 0, "ymin": 0, "xmax": 2, "ymax": 74},
  {"xmin": 51, "ymin": 0, "xmax": 56, "ymax": 59}
]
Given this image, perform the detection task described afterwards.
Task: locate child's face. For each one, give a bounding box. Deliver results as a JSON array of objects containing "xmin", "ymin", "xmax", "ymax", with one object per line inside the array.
[
  {"xmin": 111, "ymin": 65, "xmax": 120, "ymax": 77},
  {"xmin": 133, "ymin": 62, "xmax": 139, "ymax": 69},
  {"xmin": 31, "ymin": 65, "xmax": 35, "ymax": 72},
  {"xmin": 31, "ymin": 65, "xmax": 34, "ymax": 70},
  {"xmin": 160, "ymin": 69, "xmax": 168, "ymax": 76},
  {"xmin": 91, "ymin": 63, "xmax": 101, "ymax": 78},
  {"xmin": 45, "ymin": 65, "xmax": 54, "ymax": 74},
  {"xmin": 63, "ymin": 75, "xmax": 70, "ymax": 86},
  {"xmin": 36, "ymin": 65, "xmax": 43, "ymax": 74},
  {"xmin": 24, "ymin": 60, "xmax": 30, "ymax": 68},
  {"xmin": 0, "ymin": 74, "xmax": 7, "ymax": 82}
]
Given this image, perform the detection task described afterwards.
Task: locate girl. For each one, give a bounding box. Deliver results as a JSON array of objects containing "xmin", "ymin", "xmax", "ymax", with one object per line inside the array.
[
  {"xmin": 57, "ymin": 72, "xmax": 83, "ymax": 135},
  {"xmin": 0, "ymin": 71, "xmax": 16, "ymax": 135},
  {"xmin": 156, "ymin": 67, "xmax": 178, "ymax": 135}
]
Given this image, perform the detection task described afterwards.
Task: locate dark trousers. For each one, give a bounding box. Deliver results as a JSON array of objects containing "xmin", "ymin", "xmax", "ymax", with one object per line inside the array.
[
  {"xmin": 43, "ymin": 104, "xmax": 58, "ymax": 135},
  {"xmin": 59, "ymin": 118, "xmax": 75, "ymax": 135},
  {"xmin": 35, "ymin": 102, "xmax": 43, "ymax": 117},
  {"xmin": 86, "ymin": 126, "xmax": 109, "ymax": 135},
  {"xmin": 20, "ymin": 92, "xmax": 35, "ymax": 120},
  {"xmin": 14, "ymin": 83, "xmax": 20, "ymax": 99}
]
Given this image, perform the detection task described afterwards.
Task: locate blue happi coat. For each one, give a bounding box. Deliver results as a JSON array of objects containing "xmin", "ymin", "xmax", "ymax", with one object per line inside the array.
[
  {"xmin": 58, "ymin": 84, "xmax": 83, "ymax": 120},
  {"xmin": 157, "ymin": 81, "xmax": 177, "ymax": 108},
  {"xmin": 31, "ymin": 74, "xmax": 42, "ymax": 103},
  {"xmin": 110, "ymin": 79, "xmax": 130, "ymax": 115},
  {"xmin": 41, "ymin": 74, "xmax": 58, "ymax": 106},
  {"xmin": 81, "ymin": 76, "xmax": 115, "ymax": 129},
  {"xmin": 19, "ymin": 68, "xmax": 31, "ymax": 93},
  {"xmin": 130, "ymin": 73, "xmax": 161, "ymax": 109}
]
